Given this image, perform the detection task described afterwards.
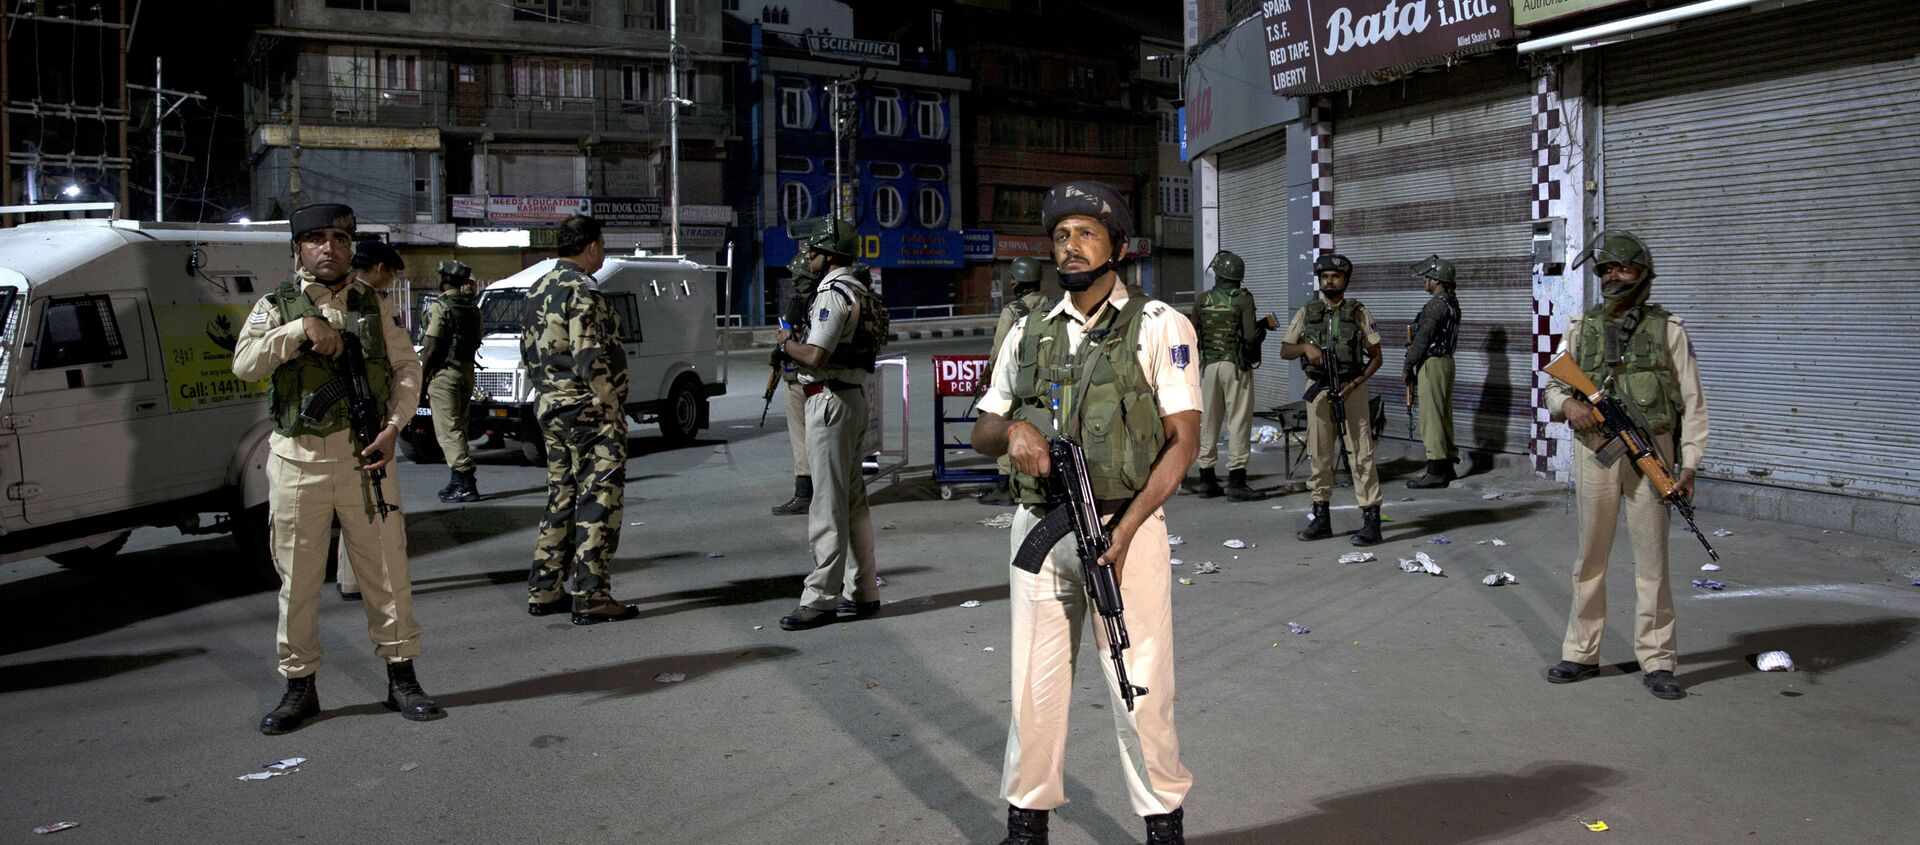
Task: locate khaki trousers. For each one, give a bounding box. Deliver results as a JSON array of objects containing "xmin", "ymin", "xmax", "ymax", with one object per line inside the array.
[
  {"xmin": 797, "ymin": 385, "xmax": 877, "ymax": 609},
  {"xmin": 428, "ymin": 366, "xmax": 475, "ymax": 472},
  {"xmin": 784, "ymin": 379, "xmax": 811, "ymax": 478},
  {"xmin": 1197, "ymin": 361, "xmax": 1252, "ymax": 471},
  {"xmin": 1417, "ymin": 356, "xmax": 1456, "ymax": 461},
  {"xmin": 1003, "ymin": 505, "xmax": 1190, "ymax": 817},
  {"xmin": 268, "ymin": 452, "xmax": 420, "ymax": 678},
  {"xmin": 1561, "ymin": 432, "xmax": 1679, "ymax": 672},
  {"xmin": 1307, "ymin": 387, "xmax": 1381, "ymax": 507}
]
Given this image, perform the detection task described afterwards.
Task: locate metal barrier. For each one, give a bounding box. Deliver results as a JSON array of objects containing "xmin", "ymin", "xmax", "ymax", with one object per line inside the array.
[{"xmin": 862, "ymin": 355, "xmax": 910, "ymax": 487}]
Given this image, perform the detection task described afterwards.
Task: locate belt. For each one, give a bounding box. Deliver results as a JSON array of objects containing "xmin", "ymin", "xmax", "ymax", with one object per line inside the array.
[{"xmin": 801, "ymin": 379, "xmax": 862, "ymax": 397}]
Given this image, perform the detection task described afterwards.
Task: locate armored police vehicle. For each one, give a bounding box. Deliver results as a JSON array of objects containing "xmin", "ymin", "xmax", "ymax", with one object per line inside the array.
[
  {"xmin": 405, "ymin": 255, "xmax": 728, "ymax": 464},
  {"xmin": 0, "ymin": 218, "xmax": 290, "ymax": 566}
]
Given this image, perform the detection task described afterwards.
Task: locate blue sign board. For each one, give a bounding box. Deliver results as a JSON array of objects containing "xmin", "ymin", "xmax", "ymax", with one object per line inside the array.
[
  {"xmin": 764, "ymin": 227, "xmax": 965, "ymax": 269},
  {"xmin": 962, "ymin": 229, "xmax": 995, "ymax": 263}
]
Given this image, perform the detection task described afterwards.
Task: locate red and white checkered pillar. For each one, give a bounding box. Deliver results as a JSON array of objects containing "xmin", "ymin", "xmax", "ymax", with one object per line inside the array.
[{"xmin": 1309, "ymin": 96, "xmax": 1334, "ymax": 257}]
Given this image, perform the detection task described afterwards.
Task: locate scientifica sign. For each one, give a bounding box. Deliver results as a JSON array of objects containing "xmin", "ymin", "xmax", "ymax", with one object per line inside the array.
[{"xmin": 1262, "ymin": 0, "xmax": 1511, "ymax": 95}]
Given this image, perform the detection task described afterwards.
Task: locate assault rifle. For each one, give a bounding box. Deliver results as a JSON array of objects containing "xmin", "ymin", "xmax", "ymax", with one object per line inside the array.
[
  {"xmin": 1303, "ymin": 343, "xmax": 1355, "ymax": 468},
  {"xmin": 1010, "ymin": 437, "xmax": 1149, "ymax": 712},
  {"xmin": 1543, "ymin": 352, "xmax": 1718, "ymax": 562},
  {"xmin": 301, "ymin": 332, "xmax": 397, "ymax": 520}
]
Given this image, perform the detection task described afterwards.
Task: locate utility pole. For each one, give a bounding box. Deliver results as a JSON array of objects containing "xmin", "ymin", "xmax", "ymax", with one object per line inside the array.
[
  {"xmin": 825, "ymin": 75, "xmax": 859, "ymax": 222},
  {"xmin": 128, "ymin": 57, "xmax": 204, "ymax": 222},
  {"xmin": 668, "ymin": 0, "xmax": 681, "ymax": 255}
]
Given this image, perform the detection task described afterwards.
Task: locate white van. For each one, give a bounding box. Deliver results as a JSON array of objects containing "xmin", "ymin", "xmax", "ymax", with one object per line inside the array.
[
  {"xmin": 0, "ymin": 218, "xmax": 290, "ymax": 566},
  {"xmin": 403, "ymin": 255, "xmax": 729, "ymax": 464}
]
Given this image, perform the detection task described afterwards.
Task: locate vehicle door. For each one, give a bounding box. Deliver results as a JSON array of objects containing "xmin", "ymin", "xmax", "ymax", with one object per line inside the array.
[
  {"xmin": 600, "ymin": 286, "xmax": 647, "ymax": 407},
  {"xmin": 0, "ymin": 272, "xmax": 25, "ymax": 525}
]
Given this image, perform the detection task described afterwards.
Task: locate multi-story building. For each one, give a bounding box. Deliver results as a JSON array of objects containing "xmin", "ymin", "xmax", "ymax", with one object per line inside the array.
[
  {"xmin": 727, "ymin": 3, "xmax": 968, "ymax": 325},
  {"xmin": 1139, "ymin": 33, "xmax": 1193, "ymax": 305},
  {"xmin": 243, "ymin": 0, "xmax": 737, "ymax": 278}
]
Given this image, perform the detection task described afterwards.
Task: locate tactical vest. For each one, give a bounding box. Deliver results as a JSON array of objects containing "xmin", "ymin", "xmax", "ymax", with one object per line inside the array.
[
  {"xmin": 437, "ymin": 293, "xmax": 484, "ymax": 369},
  {"xmin": 1197, "ymin": 284, "xmax": 1249, "ymax": 368},
  {"xmin": 266, "ymin": 280, "xmax": 393, "ymax": 439},
  {"xmin": 1007, "ymin": 297, "xmax": 1165, "ymax": 503},
  {"xmin": 1426, "ymin": 292, "xmax": 1460, "ymax": 357},
  {"xmin": 1298, "ymin": 297, "xmax": 1366, "ymax": 379},
  {"xmin": 1575, "ymin": 304, "xmax": 1683, "ymax": 435},
  {"xmin": 822, "ymin": 276, "xmax": 891, "ymax": 372}
]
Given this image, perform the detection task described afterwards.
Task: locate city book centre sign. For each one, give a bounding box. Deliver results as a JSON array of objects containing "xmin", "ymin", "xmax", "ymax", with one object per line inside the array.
[{"xmin": 1262, "ymin": 0, "xmax": 1511, "ymax": 95}]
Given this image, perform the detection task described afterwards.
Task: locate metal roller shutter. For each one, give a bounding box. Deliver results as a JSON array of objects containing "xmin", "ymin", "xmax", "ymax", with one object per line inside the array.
[
  {"xmin": 1603, "ymin": 0, "xmax": 1920, "ymax": 501},
  {"xmin": 495, "ymin": 152, "xmax": 581, "ymax": 196},
  {"xmin": 1216, "ymin": 131, "xmax": 1291, "ymax": 410},
  {"xmin": 1333, "ymin": 60, "xmax": 1536, "ymax": 455}
]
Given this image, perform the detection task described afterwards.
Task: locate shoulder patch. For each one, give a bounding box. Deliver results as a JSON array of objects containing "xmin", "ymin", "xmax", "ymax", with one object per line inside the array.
[
  {"xmin": 1171, "ymin": 344, "xmax": 1191, "ymax": 369},
  {"xmin": 248, "ymin": 309, "xmax": 269, "ymax": 325},
  {"xmin": 819, "ymin": 307, "xmax": 832, "ymax": 322}
]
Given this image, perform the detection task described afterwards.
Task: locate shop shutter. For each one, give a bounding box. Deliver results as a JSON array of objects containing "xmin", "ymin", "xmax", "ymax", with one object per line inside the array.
[
  {"xmin": 495, "ymin": 152, "xmax": 581, "ymax": 196},
  {"xmin": 1603, "ymin": 0, "xmax": 1920, "ymax": 500},
  {"xmin": 1216, "ymin": 130, "xmax": 1291, "ymax": 410},
  {"xmin": 1333, "ymin": 61, "xmax": 1535, "ymax": 454}
]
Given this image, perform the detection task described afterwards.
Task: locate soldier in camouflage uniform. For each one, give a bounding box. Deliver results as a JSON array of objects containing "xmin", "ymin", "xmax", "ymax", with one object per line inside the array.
[
  {"xmin": 520, "ymin": 215, "xmax": 639, "ymax": 626},
  {"xmin": 772, "ymin": 253, "xmax": 820, "ymax": 516},
  {"xmin": 1403, "ymin": 255, "xmax": 1462, "ymax": 489},
  {"xmin": 233, "ymin": 203, "xmax": 442, "ymax": 734},
  {"xmin": 977, "ymin": 256, "xmax": 1050, "ymax": 506},
  {"xmin": 421, "ymin": 260, "xmax": 485, "ymax": 503},
  {"xmin": 775, "ymin": 218, "xmax": 890, "ymax": 631},
  {"xmin": 1191, "ymin": 250, "xmax": 1274, "ymax": 501}
]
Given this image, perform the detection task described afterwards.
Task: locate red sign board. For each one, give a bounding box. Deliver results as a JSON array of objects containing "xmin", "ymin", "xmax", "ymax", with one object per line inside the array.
[
  {"xmin": 1264, "ymin": 0, "xmax": 1512, "ymax": 96},
  {"xmin": 934, "ymin": 354, "xmax": 991, "ymax": 398}
]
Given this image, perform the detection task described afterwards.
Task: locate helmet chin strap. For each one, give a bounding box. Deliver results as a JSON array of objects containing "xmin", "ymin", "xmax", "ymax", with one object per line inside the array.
[{"xmin": 1059, "ymin": 258, "xmax": 1115, "ymax": 291}]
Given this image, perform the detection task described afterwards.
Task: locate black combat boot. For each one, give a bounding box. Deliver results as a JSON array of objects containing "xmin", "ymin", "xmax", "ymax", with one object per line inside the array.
[
  {"xmin": 998, "ymin": 806, "xmax": 1049, "ymax": 845},
  {"xmin": 259, "ymin": 675, "xmax": 319, "ymax": 735},
  {"xmin": 384, "ymin": 660, "xmax": 445, "ymax": 721},
  {"xmin": 1405, "ymin": 460, "xmax": 1455, "ymax": 489},
  {"xmin": 771, "ymin": 475, "xmax": 813, "ymax": 515},
  {"xmin": 1296, "ymin": 500, "xmax": 1332, "ymax": 540},
  {"xmin": 437, "ymin": 470, "xmax": 458, "ymax": 499},
  {"xmin": 1350, "ymin": 505, "xmax": 1383, "ymax": 546},
  {"xmin": 440, "ymin": 469, "xmax": 480, "ymax": 503},
  {"xmin": 1225, "ymin": 468, "xmax": 1257, "ymax": 501},
  {"xmin": 1196, "ymin": 467, "xmax": 1224, "ymax": 498},
  {"xmin": 1145, "ymin": 807, "xmax": 1185, "ymax": 845}
]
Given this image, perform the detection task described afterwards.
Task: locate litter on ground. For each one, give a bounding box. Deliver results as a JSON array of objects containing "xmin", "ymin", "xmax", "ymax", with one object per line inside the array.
[
  {"xmin": 980, "ymin": 512, "xmax": 1016, "ymax": 529},
  {"xmin": 1223, "ymin": 539, "xmax": 1247, "ymax": 549},
  {"xmin": 1491, "ymin": 539, "xmax": 1507, "ymax": 546},
  {"xmin": 654, "ymin": 672, "xmax": 686, "ymax": 683},
  {"xmin": 1337, "ymin": 552, "xmax": 1375, "ymax": 564},
  {"xmin": 399, "ymin": 762, "xmax": 420, "ymax": 772},
  {"xmin": 1168, "ymin": 536, "xmax": 1185, "ymax": 545},
  {"xmin": 1428, "ymin": 536, "xmax": 1451, "ymax": 545},
  {"xmin": 1287, "ymin": 622, "xmax": 1311, "ymax": 635},
  {"xmin": 1692, "ymin": 578, "xmax": 1725, "ymax": 591},
  {"xmin": 1482, "ymin": 572, "xmax": 1518, "ymax": 587},
  {"xmin": 960, "ymin": 600, "xmax": 983, "ymax": 608},
  {"xmin": 1700, "ymin": 563, "xmax": 1721, "ymax": 572},
  {"xmin": 1757, "ymin": 650, "xmax": 1795, "ymax": 672},
  {"xmin": 1192, "ymin": 561, "xmax": 1222, "ymax": 575},
  {"xmin": 1170, "ymin": 558, "xmax": 1183, "ymax": 566},
  {"xmin": 1178, "ymin": 578, "xmax": 1195, "ymax": 586},
  {"xmin": 1398, "ymin": 553, "xmax": 1444, "ymax": 576},
  {"xmin": 876, "ymin": 576, "xmax": 888, "ymax": 587},
  {"xmin": 706, "ymin": 552, "xmax": 725, "ymax": 559},
  {"xmin": 1713, "ymin": 528, "xmax": 1734, "ymax": 537},
  {"xmin": 32, "ymin": 822, "xmax": 79, "ymax": 835},
  {"xmin": 1252, "ymin": 425, "xmax": 1281, "ymax": 443}
]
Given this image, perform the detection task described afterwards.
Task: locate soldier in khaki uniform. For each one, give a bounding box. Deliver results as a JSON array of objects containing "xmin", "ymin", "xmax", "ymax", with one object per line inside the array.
[
  {"xmin": 1403, "ymin": 255, "xmax": 1462, "ymax": 488},
  {"xmin": 522, "ymin": 215, "xmax": 640, "ymax": 625},
  {"xmin": 775, "ymin": 219, "xmax": 889, "ymax": 631},
  {"xmin": 334, "ymin": 238, "xmax": 405, "ymax": 603},
  {"xmin": 977, "ymin": 256, "xmax": 1050, "ymax": 507},
  {"xmin": 1543, "ymin": 230, "xmax": 1708, "ymax": 701},
  {"xmin": 973, "ymin": 181, "xmax": 1198, "ymax": 845},
  {"xmin": 772, "ymin": 253, "xmax": 820, "ymax": 516},
  {"xmin": 233, "ymin": 203, "xmax": 442, "ymax": 734},
  {"xmin": 1281, "ymin": 253, "xmax": 1385, "ymax": 546},
  {"xmin": 421, "ymin": 260, "xmax": 484, "ymax": 503},
  {"xmin": 1191, "ymin": 250, "xmax": 1273, "ymax": 501}
]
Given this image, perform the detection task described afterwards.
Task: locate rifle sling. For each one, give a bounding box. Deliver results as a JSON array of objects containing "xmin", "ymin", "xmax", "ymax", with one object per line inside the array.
[{"xmin": 1010, "ymin": 497, "xmax": 1133, "ymax": 575}]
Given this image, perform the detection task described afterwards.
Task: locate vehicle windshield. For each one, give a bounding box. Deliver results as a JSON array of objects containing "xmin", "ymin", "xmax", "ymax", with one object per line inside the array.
[{"xmin": 479, "ymin": 289, "xmax": 528, "ymax": 335}]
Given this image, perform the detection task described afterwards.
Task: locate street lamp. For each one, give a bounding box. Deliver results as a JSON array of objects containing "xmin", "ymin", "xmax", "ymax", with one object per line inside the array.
[{"xmin": 61, "ymin": 184, "xmax": 83, "ymax": 198}]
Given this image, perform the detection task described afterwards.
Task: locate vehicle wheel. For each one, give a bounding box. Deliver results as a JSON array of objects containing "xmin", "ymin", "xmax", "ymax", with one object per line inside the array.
[
  {"xmin": 229, "ymin": 503, "xmax": 272, "ymax": 568},
  {"xmin": 47, "ymin": 531, "xmax": 132, "ymax": 568},
  {"xmin": 658, "ymin": 376, "xmax": 702, "ymax": 444},
  {"xmin": 519, "ymin": 439, "xmax": 545, "ymax": 466},
  {"xmin": 400, "ymin": 432, "xmax": 445, "ymax": 465}
]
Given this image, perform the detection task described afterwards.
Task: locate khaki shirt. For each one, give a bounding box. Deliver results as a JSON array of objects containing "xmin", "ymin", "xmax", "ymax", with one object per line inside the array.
[
  {"xmin": 1544, "ymin": 313, "xmax": 1710, "ymax": 470},
  {"xmin": 987, "ymin": 291, "xmax": 1050, "ymax": 382},
  {"xmin": 979, "ymin": 286, "xmax": 1203, "ymax": 423},
  {"xmin": 233, "ymin": 275, "xmax": 424, "ymax": 462},
  {"xmin": 798, "ymin": 266, "xmax": 869, "ymax": 385},
  {"xmin": 1281, "ymin": 298, "xmax": 1383, "ymax": 348}
]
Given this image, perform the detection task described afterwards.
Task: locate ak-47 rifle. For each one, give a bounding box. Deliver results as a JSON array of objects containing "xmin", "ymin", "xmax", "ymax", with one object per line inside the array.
[
  {"xmin": 759, "ymin": 359, "xmax": 781, "ymax": 427},
  {"xmin": 1303, "ymin": 341, "xmax": 1355, "ymax": 468},
  {"xmin": 301, "ymin": 333, "xmax": 397, "ymax": 520},
  {"xmin": 1010, "ymin": 437, "xmax": 1149, "ymax": 712},
  {"xmin": 1404, "ymin": 325, "xmax": 1418, "ymax": 439},
  {"xmin": 1543, "ymin": 352, "xmax": 1718, "ymax": 562}
]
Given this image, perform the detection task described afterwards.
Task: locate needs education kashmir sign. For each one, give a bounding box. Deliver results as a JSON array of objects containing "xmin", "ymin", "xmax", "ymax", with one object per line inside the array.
[{"xmin": 1262, "ymin": 0, "xmax": 1512, "ymax": 96}]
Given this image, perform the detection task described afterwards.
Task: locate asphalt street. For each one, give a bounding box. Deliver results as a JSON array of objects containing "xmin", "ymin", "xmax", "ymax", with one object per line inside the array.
[{"xmin": 1, "ymin": 336, "xmax": 1916, "ymax": 844}]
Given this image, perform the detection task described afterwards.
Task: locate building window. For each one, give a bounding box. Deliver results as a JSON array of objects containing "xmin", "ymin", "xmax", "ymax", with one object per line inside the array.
[
  {"xmin": 1159, "ymin": 175, "xmax": 1191, "ymax": 217},
  {"xmin": 457, "ymin": 65, "xmax": 479, "ymax": 84},
  {"xmin": 326, "ymin": 0, "xmax": 411, "ymax": 10},
  {"xmin": 779, "ymin": 81, "xmax": 813, "ymax": 129},
  {"xmin": 1065, "ymin": 122, "xmax": 1090, "ymax": 151},
  {"xmin": 870, "ymin": 88, "xmax": 902, "ymax": 137},
  {"xmin": 1154, "ymin": 54, "xmax": 1175, "ymax": 80},
  {"xmin": 992, "ymin": 187, "xmax": 1045, "ymax": 223},
  {"xmin": 513, "ymin": 57, "xmax": 594, "ymax": 107},
  {"xmin": 514, "ymin": 0, "xmax": 591, "ymax": 24},
  {"xmin": 869, "ymin": 162, "xmax": 903, "ymax": 180},
  {"xmin": 379, "ymin": 50, "xmax": 421, "ymax": 98},
  {"xmin": 723, "ymin": 0, "xmax": 739, "ymax": 10},
  {"xmin": 873, "ymin": 185, "xmax": 904, "ymax": 228},
  {"xmin": 1002, "ymin": 53, "xmax": 1036, "ymax": 89},
  {"xmin": 781, "ymin": 181, "xmax": 812, "ymax": 223},
  {"xmin": 1158, "ymin": 111, "xmax": 1179, "ymax": 145},
  {"xmin": 916, "ymin": 187, "xmax": 946, "ymax": 228},
  {"xmin": 1066, "ymin": 66, "xmax": 1097, "ymax": 94},
  {"xmin": 913, "ymin": 94, "xmax": 945, "ymax": 140},
  {"xmin": 777, "ymin": 156, "xmax": 812, "ymax": 173},
  {"xmin": 911, "ymin": 164, "xmax": 945, "ymax": 181},
  {"xmin": 759, "ymin": 5, "xmax": 790, "ymax": 25}
]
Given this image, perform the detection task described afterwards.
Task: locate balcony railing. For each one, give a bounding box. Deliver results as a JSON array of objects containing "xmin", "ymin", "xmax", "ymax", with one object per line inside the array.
[{"xmin": 262, "ymin": 85, "xmax": 734, "ymax": 139}]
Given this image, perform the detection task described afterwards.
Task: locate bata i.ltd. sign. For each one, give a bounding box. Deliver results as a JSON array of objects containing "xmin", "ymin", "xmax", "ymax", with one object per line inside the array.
[{"xmin": 1263, "ymin": 0, "xmax": 1512, "ymax": 96}]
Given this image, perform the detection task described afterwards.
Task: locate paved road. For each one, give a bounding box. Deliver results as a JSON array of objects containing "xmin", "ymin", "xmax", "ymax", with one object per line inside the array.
[{"xmin": 2, "ymin": 337, "xmax": 1916, "ymax": 844}]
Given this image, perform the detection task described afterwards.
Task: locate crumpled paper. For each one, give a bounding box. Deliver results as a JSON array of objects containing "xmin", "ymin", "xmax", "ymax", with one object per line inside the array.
[
  {"xmin": 1691, "ymin": 578, "xmax": 1725, "ymax": 591},
  {"xmin": 653, "ymin": 672, "xmax": 686, "ymax": 683},
  {"xmin": 239, "ymin": 758, "xmax": 306, "ymax": 781},
  {"xmin": 1252, "ymin": 425, "xmax": 1282, "ymax": 443},
  {"xmin": 1428, "ymin": 536, "xmax": 1451, "ymax": 545},
  {"xmin": 1286, "ymin": 621, "xmax": 1310, "ymax": 635},
  {"xmin": 1700, "ymin": 563, "xmax": 1721, "ymax": 572},
  {"xmin": 1168, "ymin": 536, "xmax": 1184, "ymax": 546},
  {"xmin": 979, "ymin": 512, "xmax": 1015, "ymax": 529},
  {"xmin": 1712, "ymin": 528, "xmax": 1734, "ymax": 537},
  {"xmin": 1482, "ymin": 572, "xmax": 1518, "ymax": 586},
  {"xmin": 1222, "ymin": 539, "xmax": 1246, "ymax": 549},
  {"xmin": 1191, "ymin": 561, "xmax": 1221, "ymax": 575},
  {"xmin": 960, "ymin": 600, "xmax": 983, "ymax": 608},
  {"xmin": 1398, "ymin": 553, "xmax": 1444, "ymax": 576},
  {"xmin": 1337, "ymin": 552, "xmax": 1375, "ymax": 564},
  {"xmin": 1757, "ymin": 650, "xmax": 1794, "ymax": 672}
]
